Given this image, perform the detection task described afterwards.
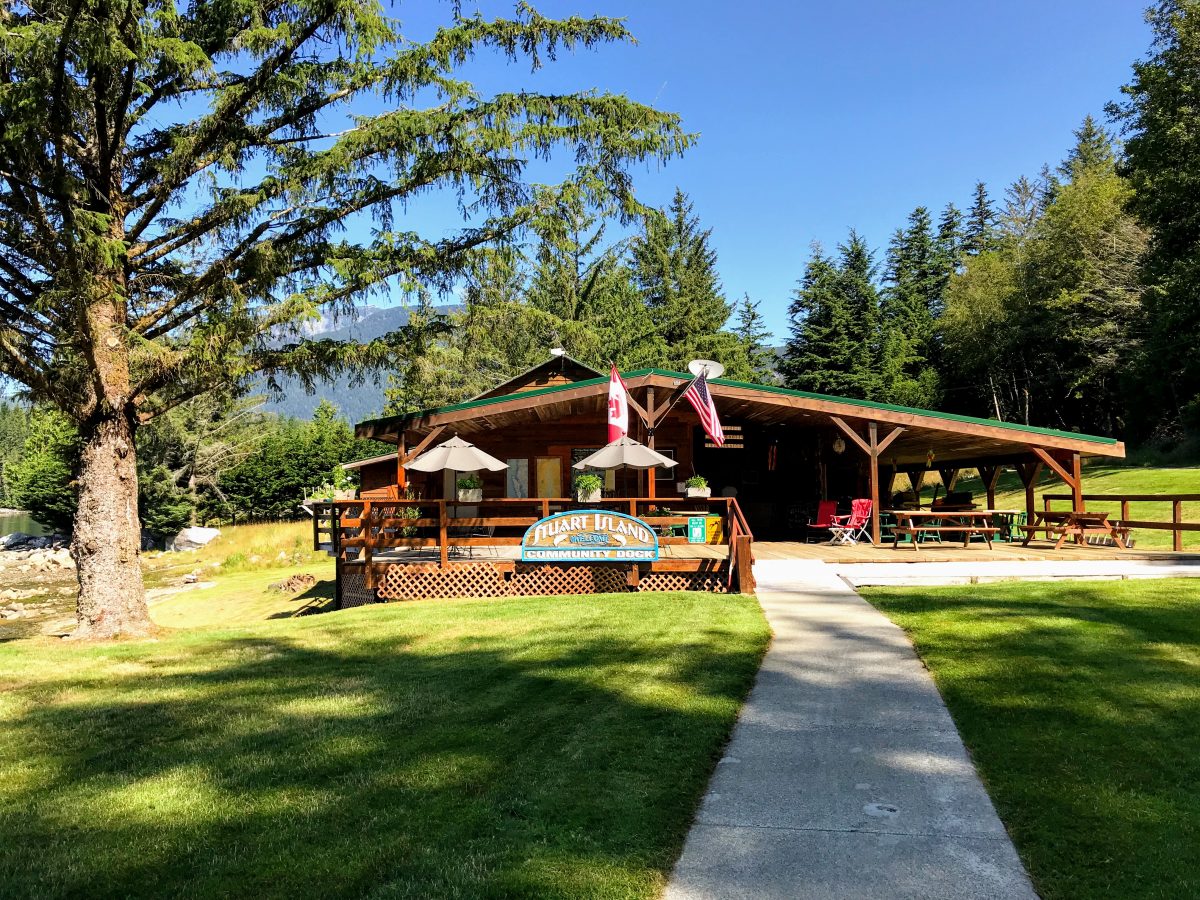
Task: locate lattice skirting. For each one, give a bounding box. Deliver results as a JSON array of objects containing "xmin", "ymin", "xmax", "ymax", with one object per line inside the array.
[
  {"xmin": 338, "ymin": 569, "xmax": 377, "ymax": 608},
  {"xmin": 637, "ymin": 570, "xmax": 728, "ymax": 593},
  {"xmin": 347, "ymin": 560, "xmax": 730, "ymax": 605}
]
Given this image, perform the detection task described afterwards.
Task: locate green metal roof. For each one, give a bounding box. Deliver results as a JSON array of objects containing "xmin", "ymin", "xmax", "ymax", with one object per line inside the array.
[{"xmin": 357, "ymin": 366, "xmax": 1120, "ymax": 447}]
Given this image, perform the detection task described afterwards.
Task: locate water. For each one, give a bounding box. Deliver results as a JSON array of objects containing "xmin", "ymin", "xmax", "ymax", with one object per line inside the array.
[{"xmin": 0, "ymin": 510, "xmax": 48, "ymax": 537}]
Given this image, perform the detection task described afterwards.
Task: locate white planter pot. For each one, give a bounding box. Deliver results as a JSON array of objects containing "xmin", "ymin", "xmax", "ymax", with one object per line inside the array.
[
  {"xmin": 457, "ymin": 488, "xmax": 482, "ymax": 503},
  {"xmin": 577, "ymin": 489, "xmax": 602, "ymax": 503},
  {"xmin": 686, "ymin": 487, "xmax": 711, "ymax": 498}
]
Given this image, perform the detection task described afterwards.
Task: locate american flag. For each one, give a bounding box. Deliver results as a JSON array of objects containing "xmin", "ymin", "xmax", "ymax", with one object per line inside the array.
[{"xmin": 683, "ymin": 372, "xmax": 724, "ymax": 447}]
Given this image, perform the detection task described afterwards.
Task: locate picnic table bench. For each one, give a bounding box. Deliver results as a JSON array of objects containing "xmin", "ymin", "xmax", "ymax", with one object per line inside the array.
[
  {"xmin": 1020, "ymin": 510, "xmax": 1127, "ymax": 550},
  {"xmin": 889, "ymin": 510, "xmax": 1005, "ymax": 550}
]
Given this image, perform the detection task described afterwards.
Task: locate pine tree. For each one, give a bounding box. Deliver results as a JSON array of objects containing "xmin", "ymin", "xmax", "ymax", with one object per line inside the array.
[
  {"xmin": 880, "ymin": 209, "xmax": 943, "ymax": 407},
  {"xmin": 733, "ymin": 295, "xmax": 777, "ymax": 383},
  {"xmin": 1001, "ymin": 176, "xmax": 1042, "ymax": 241},
  {"xmin": 963, "ymin": 181, "xmax": 998, "ymax": 255},
  {"xmin": 782, "ymin": 247, "xmax": 850, "ymax": 394},
  {"xmin": 525, "ymin": 186, "xmax": 626, "ymax": 323},
  {"xmin": 1058, "ymin": 115, "xmax": 1116, "ymax": 181},
  {"xmin": 782, "ymin": 235, "xmax": 882, "ymax": 399},
  {"xmin": 629, "ymin": 188, "xmax": 735, "ymax": 369}
]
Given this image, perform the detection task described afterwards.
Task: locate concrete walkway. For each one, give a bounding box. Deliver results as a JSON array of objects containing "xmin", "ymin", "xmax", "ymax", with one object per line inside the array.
[{"xmin": 665, "ymin": 560, "xmax": 1037, "ymax": 900}]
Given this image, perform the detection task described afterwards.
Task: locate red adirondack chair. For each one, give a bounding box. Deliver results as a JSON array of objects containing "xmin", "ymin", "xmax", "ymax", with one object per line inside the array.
[
  {"xmin": 829, "ymin": 498, "xmax": 872, "ymax": 544},
  {"xmin": 806, "ymin": 500, "xmax": 839, "ymax": 543}
]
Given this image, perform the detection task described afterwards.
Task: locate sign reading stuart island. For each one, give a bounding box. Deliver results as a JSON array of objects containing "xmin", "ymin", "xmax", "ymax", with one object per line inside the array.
[{"xmin": 521, "ymin": 510, "xmax": 659, "ymax": 562}]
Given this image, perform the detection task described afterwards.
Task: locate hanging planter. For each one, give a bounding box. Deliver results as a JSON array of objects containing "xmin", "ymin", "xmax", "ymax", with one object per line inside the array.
[{"xmin": 685, "ymin": 475, "xmax": 711, "ymax": 499}]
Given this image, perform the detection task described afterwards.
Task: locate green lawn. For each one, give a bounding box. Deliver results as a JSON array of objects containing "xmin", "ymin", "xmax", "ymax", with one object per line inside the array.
[
  {"xmin": 865, "ymin": 578, "xmax": 1200, "ymax": 899},
  {"xmin": 927, "ymin": 463, "xmax": 1200, "ymax": 550},
  {"xmin": 0, "ymin": 592, "xmax": 768, "ymax": 899}
]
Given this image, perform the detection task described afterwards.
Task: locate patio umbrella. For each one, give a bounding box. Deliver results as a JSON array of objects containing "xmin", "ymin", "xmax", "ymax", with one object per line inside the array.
[
  {"xmin": 571, "ymin": 436, "xmax": 678, "ymax": 471},
  {"xmin": 405, "ymin": 436, "xmax": 507, "ymax": 473}
]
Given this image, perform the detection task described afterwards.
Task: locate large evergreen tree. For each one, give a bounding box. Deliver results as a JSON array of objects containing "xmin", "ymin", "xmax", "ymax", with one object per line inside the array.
[
  {"xmin": 964, "ymin": 181, "xmax": 999, "ymax": 255},
  {"xmin": 0, "ymin": 1, "xmax": 689, "ymax": 636},
  {"xmin": 1110, "ymin": 0, "xmax": 1200, "ymax": 433},
  {"xmin": 880, "ymin": 208, "xmax": 943, "ymax": 407},
  {"xmin": 782, "ymin": 235, "xmax": 881, "ymax": 398},
  {"xmin": 732, "ymin": 294, "xmax": 776, "ymax": 383},
  {"xmin": 629, "ymin": 188, "xmax": 739, "ymax": 370}
]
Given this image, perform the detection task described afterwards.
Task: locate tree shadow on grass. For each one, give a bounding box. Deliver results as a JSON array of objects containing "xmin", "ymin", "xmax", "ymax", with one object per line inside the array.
[
  {"xmin": 0, "ymin": 597, "xmax": 766, "ymax": 899},
  {"xmin": 265, "ymin": 577, "xmax": 337, "ymax": 618}
]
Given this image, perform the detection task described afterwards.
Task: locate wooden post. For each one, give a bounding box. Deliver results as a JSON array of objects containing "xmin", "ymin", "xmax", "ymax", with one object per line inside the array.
[
  {"xmin": 362, "ymin": 501, "xmax": 374, "ymax": 588},
  {"xmin": 438, "ymin": 499, "xmax": 448, "ymax": 568},
  {"xmin": 910, "ymin": 470, "xmax": 926, "ymax": 504},
  {"xmin": 1017, "ymin": 459, "xmax": 1043, "ymax": 533},
  {"xmin": 828, "ymin": 417, "xmax": 904, "ymax": 547},
  {"xmin": 1121, "ymin": 498, "xmax": 1131, "ymax": 524},
  {"xmin": 869, "ymin": 422, "xmax": 881, "ymax": 546},
  {"xmin": 1174, "ymin": 499, "xmax": 1184, "ymax": 552},
  {"xmin": 1070, "ymin": 452, "xmax": 1084, "ymax": 512},
  {"xmin": 978, "ymin": 465, "xmax": 1001, "ymax": 510},
  {"xmin": 396, "ymin": 434, "xmax": 407, "ymax": 490},
  {"xmin": 938, "ymin": 468, "xmax": 960, "ymax": 494},
  {"xmin": 735, "ymin": 534, "xmax": 755, "ymax": 594},
  {"xmin": 646, "ymin": 387, "xmax": 656, "ymax": 500}
]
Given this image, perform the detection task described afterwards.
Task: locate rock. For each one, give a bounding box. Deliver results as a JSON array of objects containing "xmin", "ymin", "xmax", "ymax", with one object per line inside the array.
[
  {"xmin": 169, "ymin": 527, "xmax": 221, "ymax": 552},
  {"xmin": 269, "ymin": 573, "xmax": 316, "ymax": 593},
  {"xmin": 46, "ymin": 549, "xmax": 75, "ymax": 569},
  {"xmin": 182, "ymin": 572, "xmax": 199, "ymax": 584},
  {"xmin": 0, "ymin": 532, "xmax": 31, "ymax": 550}
]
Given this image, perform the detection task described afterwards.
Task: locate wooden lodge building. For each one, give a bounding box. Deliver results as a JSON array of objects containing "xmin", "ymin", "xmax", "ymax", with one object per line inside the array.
[{"xmin": 317, "ymin": 356, "xmax": 1126, "ymax": 607}]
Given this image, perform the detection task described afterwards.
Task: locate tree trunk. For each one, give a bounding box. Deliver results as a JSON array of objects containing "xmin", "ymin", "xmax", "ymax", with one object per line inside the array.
[{"xmin": 71, "ymin": 407, "xmax": 153, "ymax": 639}]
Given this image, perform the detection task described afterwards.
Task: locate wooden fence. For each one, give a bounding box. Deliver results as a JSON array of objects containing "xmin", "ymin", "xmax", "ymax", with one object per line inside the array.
[
  {"xmin": 1043, "ymin": 493, "xmax": 1200, "ymax": 551},
  {"xmin": 313, "ymin": 496, "xmax": 755, "ymax": 596}
]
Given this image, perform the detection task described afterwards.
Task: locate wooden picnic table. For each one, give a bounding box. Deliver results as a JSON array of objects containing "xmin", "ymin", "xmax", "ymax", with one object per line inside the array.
[
  {"xmin": 888, "ymin": 509, "xmax": 1014, "ymax": 550},
  {"xmin": 1020, "ymin": 510, "xmax": 1127, "ymax": 549}
]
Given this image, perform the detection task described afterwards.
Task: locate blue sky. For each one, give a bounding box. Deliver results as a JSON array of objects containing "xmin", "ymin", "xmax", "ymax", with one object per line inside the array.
[{"xmin": 392, "ymin": 0, "xmax": 1152, "ymax": 342}]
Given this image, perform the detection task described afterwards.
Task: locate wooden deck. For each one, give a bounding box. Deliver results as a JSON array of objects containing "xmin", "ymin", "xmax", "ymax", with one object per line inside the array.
[{"xmin": 753, "ymin": 540, "xmax": 1200, "ymax": 563}]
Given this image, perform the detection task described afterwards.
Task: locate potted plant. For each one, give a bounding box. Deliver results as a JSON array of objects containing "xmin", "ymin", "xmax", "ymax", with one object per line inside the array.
[
  {"xmin": 456, "ymin": 473, "xmax": 483, "ymax": 503},
  {"xmin": 685, "ymin": 475, "xmax": 711, "ymax": 499},
  {"xmin": 573, "ymin": 472, "xmax": 603, "ymax": 504}
]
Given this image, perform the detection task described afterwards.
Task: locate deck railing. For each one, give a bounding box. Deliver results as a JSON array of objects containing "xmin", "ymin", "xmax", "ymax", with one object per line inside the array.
[
  {"xmin": 313, "ymin": 496, "xmax": 753, "ymax": 573},
  {"xmin": 1043, "ymin": 493, "xmax": 1200, "ymax": 551}
]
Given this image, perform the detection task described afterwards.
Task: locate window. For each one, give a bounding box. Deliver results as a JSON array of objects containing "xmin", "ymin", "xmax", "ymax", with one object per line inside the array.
[
  {"xmin": 655, "ymin": 448, "xmax": 676, "ymax": 481},
  {"xmin": 506, "ymin": 459, "xmax": 529, "ymax": 498}
]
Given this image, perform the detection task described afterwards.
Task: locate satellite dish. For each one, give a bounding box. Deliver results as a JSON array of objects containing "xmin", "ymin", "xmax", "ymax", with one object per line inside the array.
[{"xmin": 687, "ymin": 359, "xmax": 725, "ymax": 379}]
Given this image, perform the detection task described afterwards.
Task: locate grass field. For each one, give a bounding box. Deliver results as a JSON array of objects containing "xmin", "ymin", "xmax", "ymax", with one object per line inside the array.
[
  {"xmin": 0, "ymin": 591, "xmax": 769, "ymax": 899},
  {"xmin": 925, "ymin": 463, "xmax": 1200, "ymax": 550},
  {"xmin": 865, "ymin": 578, "xmax": 1200, "ymax": 899}
]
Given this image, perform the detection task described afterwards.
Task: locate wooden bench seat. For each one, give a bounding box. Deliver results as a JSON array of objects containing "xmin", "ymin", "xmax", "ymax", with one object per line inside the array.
[
  {"xmin": 893, "ymin": 526, "xmax": 1001, "ymax": 534},
  {"xmin": 892, "ymin": 525, "xmax": 1001, "ymax": 550}
]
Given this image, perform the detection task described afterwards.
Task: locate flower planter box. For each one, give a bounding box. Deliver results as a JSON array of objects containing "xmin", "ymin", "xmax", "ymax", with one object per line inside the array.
[
  {"xmin": 457, "ymin": 489, "xmax": 483, "ymax": 503},
  {"xmin": 686, "ymin": 487, "xmax": 711, "ymax": 498},
  {"xmin": 576, "ymin": 489, "xmax": 602, "ymax": 504}
]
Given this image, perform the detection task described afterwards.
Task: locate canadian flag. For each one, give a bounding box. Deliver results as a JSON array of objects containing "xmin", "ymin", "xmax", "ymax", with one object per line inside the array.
[{"xmin": 607, "ymin": 364, "xmax": 629, "ymax": 443}]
